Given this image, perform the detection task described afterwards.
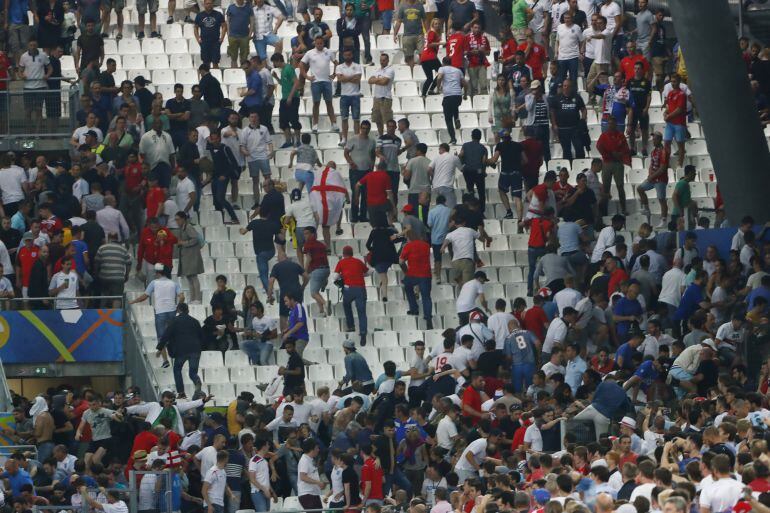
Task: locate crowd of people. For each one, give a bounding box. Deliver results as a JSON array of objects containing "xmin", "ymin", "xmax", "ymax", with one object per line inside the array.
[{"xmin": 2, "ymin": 2, "xmax": 770, "ymax": 513}]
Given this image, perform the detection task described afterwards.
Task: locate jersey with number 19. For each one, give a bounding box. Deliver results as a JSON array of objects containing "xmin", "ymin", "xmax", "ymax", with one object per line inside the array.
[{"xmin": 503, "ymin": 329, "xmax": 538, "ymax": 365}]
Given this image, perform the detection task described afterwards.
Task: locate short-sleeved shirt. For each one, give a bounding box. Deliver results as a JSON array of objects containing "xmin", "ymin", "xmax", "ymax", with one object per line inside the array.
[
  {"xmin": 504, "ymin": 329, "xmax": 538, "ymax": 364},
  {"xmin": 81, "ymin": 407, "xmax": 114, "ymax": 441},
  {"xmin": 288, "ymin": 303, "xmax": 309, "ymax": 340},
  {"xmin": 397, "ymin": 2, "xmax": 425, "ymax": 35},
  {"xmin": 303, "ymin": 239, "xmax": 329, "ymax": 271},
  {"xmin": 672, "ymin": 179, "xmax": 691, "ymax": 216},
  {"xmin": 196, "ymin": 9, "xmax": 225, "ymax": 39},
  {"xmin": 284, "ymin": 350, "xmax": 306, "ymax": 390},
  {"xmin": 301, "ymin": 48, "xmax": 336, "ymax": 82},
  {"xmin": 406, "ymin": 156, "xmax": 431, "ymax": 193},
  {"xmin": 666, "ymin": 88, "xmax": 687, "ymax": 125},
  {"xmin": 494, "ymin": 140, "xmax": 524, "ymax": 174},
  {"xmin": 246, "ymin": 218, "xmax": 280, "ymax": 253},
  {"xmin": 226, "ymin": 2, "xmax": 253, "ymax": 37},
  {"xmin": 346, "ymin": 136, "xmax": 377, "ymax": 170},
  {"xmin": 401, "ymin": 240, "xmax": 431, "ymax": 278},
  {"xmin": 269, "ymin": 259, "xmax": 305, "ymax": 299},
  {"xmin": 359, "ymin": 170, "xmax": 392, "ymax": 206},
  {"xmin": 376, "ymin": 134, "xmax": 401, "ymax": 171},
  {"xmin": 456, "ymin": 279, "xmax": 483, "ymax": 313},
  {"xmin": 280, "ymin": 65, "xmax": 300, "ymax": 99},
  {"xmin": 334, "ymin": 257, "xmax": 368, "ymax": 287}
]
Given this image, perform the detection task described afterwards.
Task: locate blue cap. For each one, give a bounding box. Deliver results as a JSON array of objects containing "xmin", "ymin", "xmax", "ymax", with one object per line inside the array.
[
  {"xmin": 533, "ymin": 489, "xmax": 551, "ymax": 504},
  {"xmin": 576, "ymin": 477, "xmax": 593, "ymax": 493},
  {"xmin": 498, "ymin": 129, "xmax": 510, "ymax": 138}
]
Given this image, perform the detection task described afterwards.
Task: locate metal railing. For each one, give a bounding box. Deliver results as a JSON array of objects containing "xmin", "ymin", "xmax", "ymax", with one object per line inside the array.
[
  {"xmin": 124, "ymin": 304, "xmax": 160, "ymax": 402},
  {"xmin": 0, "ymin": 445, "xmax": 38, "ymax": 463},
  {"xmin": 0, "ymin": 356, "xmax": 13, "ymax": 412},
  {"xmin": 0, "ymin": 82, "xmax": 80, "ymax": 141},
  {"xmin": 1, "ymin": 295, "xmax": 124, "ymax": 310},
  {"xmin": 129, "ymin": 471, "xmax": 173, "ymax": 513}
]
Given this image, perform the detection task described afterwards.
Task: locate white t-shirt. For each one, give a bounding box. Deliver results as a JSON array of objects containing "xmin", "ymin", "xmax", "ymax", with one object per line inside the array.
[
  {"xmin": 248, "ymin": 454, "xmax": 270, "ymax": 493},
  {"xmin": 600, "ymin": 1, "xmax": 622, "ymax": 33},
  {"xmin": 436, "ymin": 415, "xmax": 458, "ymax": 450},
  {"xmin": 72, "ymin": 126, "xmax": 105, "ymax": 145},
  {"xmin": 0, "ymin": 240, "xmax": 12, "ymax": 276},
  {"xmin": 541, "ymin": 361, "xmax": 566, "ymax": 377},
  {"xmin": 431, "ymin": 351, "xmax": 456, "ymax": 371},
  {"xmin": 277, "ymin": 401, "xmax": 312, "ymax": 424},
  {"xmin": 523, "ymin": 424, "xmax": 543, "ymax": 451},
  {"xmin": 452, "ymin": 345, "xmax": 474, "ymax": 372},
  {"xmin": 586, "ymin": 27, "xmax": 613, "ymax": 64},
  {"xmin": 196, "ymin": 445, "xmax": 218, "ymax": 477},
  {"xmin": 456, "ymin": 278, "xmax": 484, "ymax": 313},
  {"xmin": 438, "ymin": 66, "xmax": 464, "ymax": 96},
  {"xmin": 301, "ymin": 48, "xmax": 335, "ymax": 82},
  {"xmin": 528, "ymin": 0, "xmax": 551, "ymax": 33},
  {"xmin": 372, "ymin": 66, "xmax": 395, "ymax": 98},
  {"xmin": 630, "ymin": 482, "xmax": 656, "ymax": 502},
  {"xmin": 251, "ymin": 315, "xmax": 279, "ymax": 342},
  {"xmin": 175, "ymin": 177, "xmax": 196, "ymax": 213},
  {"xmin": 445, "ymin": 227, "xmax": 479, "ymax": 262},
  {"xmin": 0, "ymin": 166, "xmax": 28, "ymax": 205},
  {"xmin": 221, "ymin": 125, "xmax": 245, "ymax": 166},
  {"xmin": 487, "ymin": 312, "xmax": 515, "ymax": 349},
  {"xmin": 542, "ymin": 317, "xmax": 568, "ymax": 353},
  {"xmin": 716, "ymin": 321, "xmax": 743, "ymax": 350},
  {"xmin": 146, "ymin": 277, "xmax": 182, "ymax": 314},
  {"xmin": 297, "ymin": 453, "xmax": 322, "ymax": 496},
  {"xmin": 203, "ymin": 466, "xmax": 228, "ymax": 506},
  {"xmin": 285, "ymin": 199, "xmax": 317, "ymax": 228},
  {"xmin": 591, "ymin": 226, "xmax": 615, "ymax": 262},
  {"xmin": 49, "ymin": 271, "xmax": 79, "ymax": 309},
  {"xmin": 102, "ymin": 501, "xmax": 129, "ymax": 513},
  {"xmin": 138, "ymin": 473, "xmax": 158, "ymax": 509},
  {"xmin": 556, "ymin": 23, "xmax": 584, "ymax": 60},
  {"xmin": 455, "ymin": 438, "xmax": 487, "ymax": 470},
  {"xmin": 553, "ymin": 288, "xmax": 582, "ymax": 315},
  {"xmin": 430, "ymin": 152, "xmax": 462, "ymax": 189},
  {"xmin": 658, "ymin": 267, "xmax": 686, "ymax": 307},
  {"xmin": 699, "ymin": 478, "xmax": 743, "ymax": 513},
  {"xmin": 337, "ymin": 62, "xmax": 363, "ymax": 96}
]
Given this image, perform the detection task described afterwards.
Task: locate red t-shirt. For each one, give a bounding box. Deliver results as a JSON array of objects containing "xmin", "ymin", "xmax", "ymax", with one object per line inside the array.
[
  {"xmin": 465, "ymin": 33, "xmax": 490, "ymax": 68},
  {"xmin": 40, "ymin": 216, "xmax": 62, "ymax": 236},
  {"xmin": 361, "ymin": 457, "xmax": 384, "ymax": 499},
  {"xmin": 518, "ymin": 42, "xmax": 546, "ymax": 80},
  {"xmin": 607, "ymin": 268, "xmax": 629, "ymax": 296},
  {"xmin": 749, "ymin": 478, "xmax": 770, "ymax": 493},
  {"xmin": 666, "ymin": 88, "xmax": 687, "ymax": 125},
  {"xmin": 401, "ymin": 240, "xmax": 431, "ymax": 278},
  {"xmin": 0, "ymin": 53, "xmax": 9, "ymax": 92},
  {"xmin": 334, "ymin": 257, "xmax": 368, "ymax": 287},
  {"xmin": 421, "ymin": 30, "xmax": 440, "ymax": 62},
  {"xmin": 528, "ymin": 217, "xmax": 553, "ymax": 248},
  {"xmin": 137, "ymin": 227, "xmax": 157, "ymax": 264},
  {"xmin": 552, "ymin": 181, "xmax": 574, "ymax": 200},
  {"xmin": 16, "ymin": 245, "xmax": 39, "ymax": 287},
  {"xmin": 146, "ymin": 187, "xmax": 166, "ymax": 218},
  {"xmin": 447, "ymin": 33, "xmax": 466, "ymax": 69},
  {"xmin": 501, "ymin": 38, "xmax": 517, "ymax": 65},
  {"xmin": 359, "ymin": 171, "xmax": 391, "ymax": 206},
  {"xmin": 619, "ymin": 452, "xmax": 638, "ymax": 466},
  {"xmin": 648, "ymin": 147, "xmax": 668, "ymax": 183},
  {"xmin": 590, "ymin": 355, "xmax": 616, "ymax": 376},
  {"xmin": 124, "ymin": 163, "xmax": 145, "ymax": 193},
  {"xmin": 377, "ymin": 0, "xmax": 393, "ymax": 11},
  {"xmin": 302, "ymin": 239, "xmax": 329, "ymax": 272},
  {"xmin": 596, "ymin": 131, "xmax": 631, "ymax": 165},
  {"xmin": 521, "ymin": 138, "xmax": 544, "ymax": 179},
  {"xmin": 511, "ymin": 423, "xmax": 528, "ymax": 451},
  {"xmin": 461, "ymin": 385, "xmax": 483, "ymax": 425},
  {"xmin": 522, "ymin": 306, "xmax": 548, "ymax": 340},
  {"xmin": 620, "ymin": 55, "xmax": 650, "ymax": 80}
]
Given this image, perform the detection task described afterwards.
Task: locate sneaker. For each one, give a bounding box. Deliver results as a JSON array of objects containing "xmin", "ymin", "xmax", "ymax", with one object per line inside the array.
[
  {"xmin": 232, "ymin": 204, "xmax": 242, "ymax": 209},
  {"xmin": 177, "ymin": 393, "xmax": 187, "ymax": 399},
  {"xmin": 150, "ymin": 31, "xmax": 160, "ymax": 38},
  {"xmin": 382, "ymin": 297, "xmax": 388, "ymax": 303},
  {"xmin": 448, "ymin": 139, "xmax": 457, "ymax": 145},
  {"xmin": 256, "ymin": 383, "xmax": 268, "ymax": 392},
  {"xmin": 365, "ymin": 58, "xmax": 374, "ymax": 65},
  {"xmin": 338, "ymin": 138, "xmax": 347, "ymax": 147},
  {"xmin": 137, "ymin": 31, "xmax": 145, "ymax": 39},
  {"xmin": 641, "ymin": 205, "xmax": 651, "ymax": 216},
  {"xmin": 161, "ymin": 360, "xmax": 170, "ymax": 368},
  {"xmin": 166, "ymin": 16, "xmax": 174, "ymax": 23},
  {"xmin": 331, "ymin": 124, "xmax": 340, "ymax": 132},
  {"xmin": 504, "ymin": 210, "xmax": 514, "ymax": 219},
  {"xmin": 426, "ymin": 319, "xmax": 434, "ymax": 330},
  {"xmin": 454, "ymin": 118, "xmax": 461, "ymax": 129},
  {"xmin": 183, "ymin": 15, "xmax": 193, "ymax": 22},
  {"xmin": 116, "ymin": 33, "xmax": 123, "ymax": 40},
  {"xmin": 312, "ymin": 124, "xmax": 318, "ymax": 134},
  {"xmin": 280, "ymin": 141, "xmax": 293, "ymax": 149},
  {"xmin": 655, "ymin": 219, "xmax": 668, "ymax": 229},
  {"xmin": 359, "ymin": 334, "xmax": 367, "ymax": 346},
  {"xmin": 406, "ymin": 310, "xmax": 418, "ymax": 316},
  {"xmin": 642, "ymin": 148, "xmax": 648, "ymax": 157}
]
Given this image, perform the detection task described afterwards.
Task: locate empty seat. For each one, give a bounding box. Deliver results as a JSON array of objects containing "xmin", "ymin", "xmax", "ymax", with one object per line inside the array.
[{"xmin": 200, "ymin": 351, "xmax": 224, "ymax": 368}]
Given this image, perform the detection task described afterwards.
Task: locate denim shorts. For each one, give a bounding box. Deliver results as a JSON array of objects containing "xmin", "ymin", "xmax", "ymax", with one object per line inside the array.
[
  {"xmin": 309, "ymin": 267, "xmax": 330, "ymax": 295},
  {"xmin": 669, "ymin": 366, "xmax": 694, "ymax": 382},
  {"xmin": 254, "ymin": 33, "xmax": 281, "ymax": 59},
  {"xmin": 638, "ymin": 180, "xmax": 667, "ymax": 199},
  {"xmin": 340, "ymin": 94, "xmax": 361, "ymax": 120},
  {"xmin": 498, "ymin": 172, "xmax": 523, "ymax": 197},
  {"xmin": 311, "ymin": 81, "xmax": 333, "ymax": 103},
  {"xmin": 374, "ymin": 262, "xmax": 391, "ymax": 273},
  {"xmin": 664, "ymin": 122, "xmax": 687, "ymax": 143},
  {"xmin": 248, "ymin": 159, "xmax": 271, "ymax": 178}
]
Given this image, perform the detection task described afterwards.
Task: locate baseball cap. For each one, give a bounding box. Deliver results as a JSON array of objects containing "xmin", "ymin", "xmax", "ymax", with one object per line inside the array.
[
  {"xmin": 21, "ymin": 231, "xmax": 33, "ymax": 241},
  {"xmin": 701, "ymin": 338, "xmax": 717, "ymax": 352},
  {"xmin": 134, "ymin": 75, "xmax": 152, "ymax": 86},
  {"xmin": 530, "ymin": 79, "xmax": 542, "ymax": 89},
  {"xmin": 85, "ymin": 130, "xmax": 98, "ymax": 138},
  {"xmin": 154, "ymin": 263, "xmax": 165, "ymax": 272},
  {"xmin": 475, "ymin": 271, "xmax": 489, "ymax": 282},
  {"xmin": 342, "ymin": 339, "xmax": 356, "ymax": 350},
  {"xmin": 532, "ymin": 489, "xmax": 550, "ymax": 504},
  {"xmin": 620, "ymin": 416, "xmax": 637, "ymax": 430},
  {"xmin": 402, "ymin": 204, "xmax": 414, "ymax": 213}
]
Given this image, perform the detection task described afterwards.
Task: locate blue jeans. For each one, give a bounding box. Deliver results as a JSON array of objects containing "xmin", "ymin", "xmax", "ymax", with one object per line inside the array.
[
  {"xmin": 343, "ymin": 286, "xmax": 367, "ymax": 335},
  {"xmin": 511, "ymin": 362, "xmax": 535, "ymax": 393},
  {"xmin": 37, "ymin": 441, "xmax": 54, "ymax": 462},
  {"xmin": 403, "ymin": 276, "xmax": 432, "ymax": 321},
  {"xmin": 241, "ymin": 339, "xmax": 274, "ymax": 365},
  {"xmin": 251, "ymin": 491, "xmax": 269, "ymax": 513},
  {"xmin": 226, "ymin": 491, "xmax": 241, "ymax": 513},
  {"xmin": 556, "ymin": 57, "xmax": 579, "ymax": 85},
  {"xmin": 154, "ymin": 311, "xmax": 175, "ymax": 340},
  {"xmin": 212, "ymin": 177, "xmax": 238, "ymax": 222},
  {"xmin": 381, "ymin": 9, "xmax": 393, "ymax": 30},
  {"xmin": 256, "ymin": 248, "xmax": 275, "ymax": 292},
  {"xmin": 527, "ymin": 246, "xmax": 546, "ymax": 294},
  {"xmin": 173, "ymin": 353, "xmax": 202, "ymax": 395},
  {"xmin": 294, "ymin": 169, "xmax": 314, "ymax": 194},
  {"xmin": 384, "ymin": 467, "xmax": 412, "ymax": 496}
]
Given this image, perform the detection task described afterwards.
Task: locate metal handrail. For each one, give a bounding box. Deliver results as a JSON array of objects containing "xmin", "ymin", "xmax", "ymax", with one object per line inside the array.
[
  {"xmin": 0, "ymin": 356, "xmax": 14, "ymax": 412},
  {"xmin": 4, "ymin": 296, "xmax": 124, "ymax": 302},
  {"xmin": 124, "ymin": 303, "xmax": 160, "ymax": 402}
]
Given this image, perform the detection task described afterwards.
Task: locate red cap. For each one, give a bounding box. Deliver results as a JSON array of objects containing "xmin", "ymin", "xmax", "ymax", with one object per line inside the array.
[
  {"xmin": 402, "ymin": 204, "xmax": 414, "ymax": 213},
  {"xmin": 342, "ymin": 245, "xmax": 354, "ymax": 256}
]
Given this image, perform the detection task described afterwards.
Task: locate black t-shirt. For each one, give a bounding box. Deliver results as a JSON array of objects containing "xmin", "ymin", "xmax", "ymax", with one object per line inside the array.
[
  {"xmin": 260, "ymin": 190, "xmax": 286, "ymax": 225},
  {"xmin": 452, "ymin": 204, "xmax": 483, "ymax": 230},
  {"xmin": 627, "ymin": 78, "xmax": 651, "ymax": 113},
  {"xmin": 199, "ymin": 73, "xmax": 225, "ymax": 109},
  {"xmin": 476, "ymin": 349, "xmax": 503, "ymax": 377},
  {"xmin": 247, "ymin": 219, "xmax": 280, "ymax": 253},
  {"xmin": 696, "ymin": 359, "xmax": 718, "ymax": 396},
  {"xmin": 650, "ymin": 24, "xmax": 666, "ymax": 57},
  {"xmin": 166, "ymin": 97, "xmax": 192, "ymax": 133},
  {"xmin": 449, "ymin": 0, "xmax": 475, "ymax": 27},
  {"xmin": 561, "ymin": 188, "xmax": 596, "ymax": 223},
  {"xmin": 48, "ymin": 56, "xmax": 63, "ymax": 90},
  {"xmin": 76, "ymin": 33, "xmax": 103, "ymax": 67},
  {"xmin": 550, "ymin": 93, "xmax": 585, "ymax": 128},
  {"xmin": 195, "ymin": 9, "xmax": 226, "ymax": 40},
  {"xmin": 135, "ymin": 88, "xmax": 155, "ymax": 118},
  {"xmin": 560, "ymin": 9, "xmax": 587, "ymax": 28},
  {"xmin": 494, "ymin": 140, "xmax": 524, "ymax": 174},
  {"xmin": 497, "ymin": 416, "xmax": 521, "ymax": 441},
  {"xmin": 269, "ymin": 260, "xmax": 305, "ymax": 298},
  {"xmin": 98, "ymin": 70, "xmax": 115, "ymax": 96},
  {"xmin": 284, "ymin": 351, "xmax": 305, "ymax": 391},
  {"xmin": 341, "ymin": 466, "xmax": 361, "ymax": 505}
]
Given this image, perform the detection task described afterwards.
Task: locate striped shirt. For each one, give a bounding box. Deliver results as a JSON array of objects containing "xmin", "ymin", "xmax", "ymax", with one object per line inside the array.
[{"xmin": 95, "ymin": 243, "xmax": 131, "ymax": 281}]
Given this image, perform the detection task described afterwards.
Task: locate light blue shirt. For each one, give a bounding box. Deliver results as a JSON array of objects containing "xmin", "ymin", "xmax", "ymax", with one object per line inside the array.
[
  {"xmin": 557, "ymin": 222, "xmax": 581, "ymax": 254},
  {"xmin": 565, "ymin": 355, "xmax": 587, "ymax": 394},
  {"xmin": 427, "ymin": 204, "xmax": 451, "ymax": 246},
  {"xmin": 10, "ymin": 211, "xmax": 25, "ymax": 232}
]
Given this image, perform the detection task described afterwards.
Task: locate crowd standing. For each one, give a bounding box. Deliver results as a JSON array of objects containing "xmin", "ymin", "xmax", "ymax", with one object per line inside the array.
[{"xmin": 2, "ymin": 2, "xmax": 770, "ymax": 513}]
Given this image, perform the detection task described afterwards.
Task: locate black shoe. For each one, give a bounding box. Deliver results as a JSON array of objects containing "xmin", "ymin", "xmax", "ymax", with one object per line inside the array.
[
  {"xmin": 426, "ymin": 319, "xmax": 434, "ymax": 330},
  {"xmin": 504, "ymin": 210, "xmax": 514, "ymax": 219},
  {"xmin": 166, "ymin": 16, "xmax": 174, "ymax": 23},
  {"xmin": 448, "ymin": 139, "xmax": 457, "ymax": 145},
  {"xmin": 360, "ymin": 334, "xmax": 367, "ymax": 346},
  {"xmin": 101, "ymin": 33, "xmax": 108, "ymax": 38},
  {"xmin": 406, "ymin": 310, "xmax": 418, "ymax": 316},
  {"xmin": 150, "ymin": 31, "xmax": 160, "ymax": 38},
  {"xmin": 137, "ymin": 31, "xmax": 145, "ymax": 39}
]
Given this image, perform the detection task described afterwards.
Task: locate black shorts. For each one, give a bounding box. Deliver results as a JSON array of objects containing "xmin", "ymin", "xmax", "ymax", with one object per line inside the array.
[
  {"xmin": 523, "ymin": 174, "xmax": 538, "ymax": 191},
  {"xmin": 498, "ymin": 172, "xmax": 523, "ymax": 198},
  {"xmin": 45, "ymin": 91, "xmax": 62, "ymax": 118},
  {"xmin": 88, "ymin": 438, "xmax": 112, "ymax": 453},
  {"xmin": 631, "ymin": 109, "xmax": 649, "ymax": 131},
  {"xmin": 279, "ymin": 98, "xmax": 301, "ymax": 131},
  {"xmin": 432, "ymin": 244, "xmax": 442, "ymax": 262},
  {"xmin": 23, "ymin": 88, "xmax": 45, "ymax": 111},
  {"xmin": 200, "ymin": 40, "xmax": 221, "ymax": 65}
]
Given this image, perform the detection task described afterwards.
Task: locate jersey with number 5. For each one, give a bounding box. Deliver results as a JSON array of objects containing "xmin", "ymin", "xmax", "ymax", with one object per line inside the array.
[
  {"xmin": 447, "ymin": 33, "xmax": 466, "ymax": 69},
  {"xmin": 503, "ymin": 329, "xmax": 537, "ymax": 365}
]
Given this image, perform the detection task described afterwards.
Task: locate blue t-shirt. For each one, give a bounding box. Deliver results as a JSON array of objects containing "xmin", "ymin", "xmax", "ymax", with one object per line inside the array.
[
  {"xmin": 674, "ymin": 283, "xmax": 703, "ymax": 321},
  {"xmin": 288, "ymin": 303, "xmax": 309, "ymax": 340},
  {"xmin": 591, "ymin": 381, "xmax": 629, "ymax": 419},
  {"xmin": 0, "ymin": 469, "xmax": 33, "ymax": 497},
  {"xmin": 427, "ymin": 204, "xmax": 451, "ymax": 245},
  {"xmin": 615, "ymin": 342, "xmax": 638, "ymax": 370},
  {"xmin": 10, "ymin": 211, "xmax": 25, "ymax": 232},
  {"xmin": 634, "ymin": 360, "xmax": 659, "ymax": 389},
  {"xmin": 195, "ymin": 9, "xmax": 226, "ymax": 40},
  {"xmin": 748, "ymin": 286, "xmax": 770, "ymax": 310},
  {"xmin": 226, "ymin": 3, "xmax": 252, "ymax": 37},
  {"xmin": 8, "ymin": 0, "xmax": 29, "ymax": 25},
  {"xmin": 504, "ymin": 329, "xmax": 537, "ymax": 365},
  {"xmin": 243, "ymin": 70, "xmax": 263, "ymax": 108},
  {"xmin": 71, "ymin": 239, "xmax": 88, "ymax": 273},
  {"xmin": 613, "ymin": 297, "xmax": 642, "ymax": 338},
  {"xmin": 159, "ymin": 473, "xmax": 182, "ymax": 511},
  {"xmin": 542, "ymin": 300, "xmax": 558, "ymax": 321}
]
